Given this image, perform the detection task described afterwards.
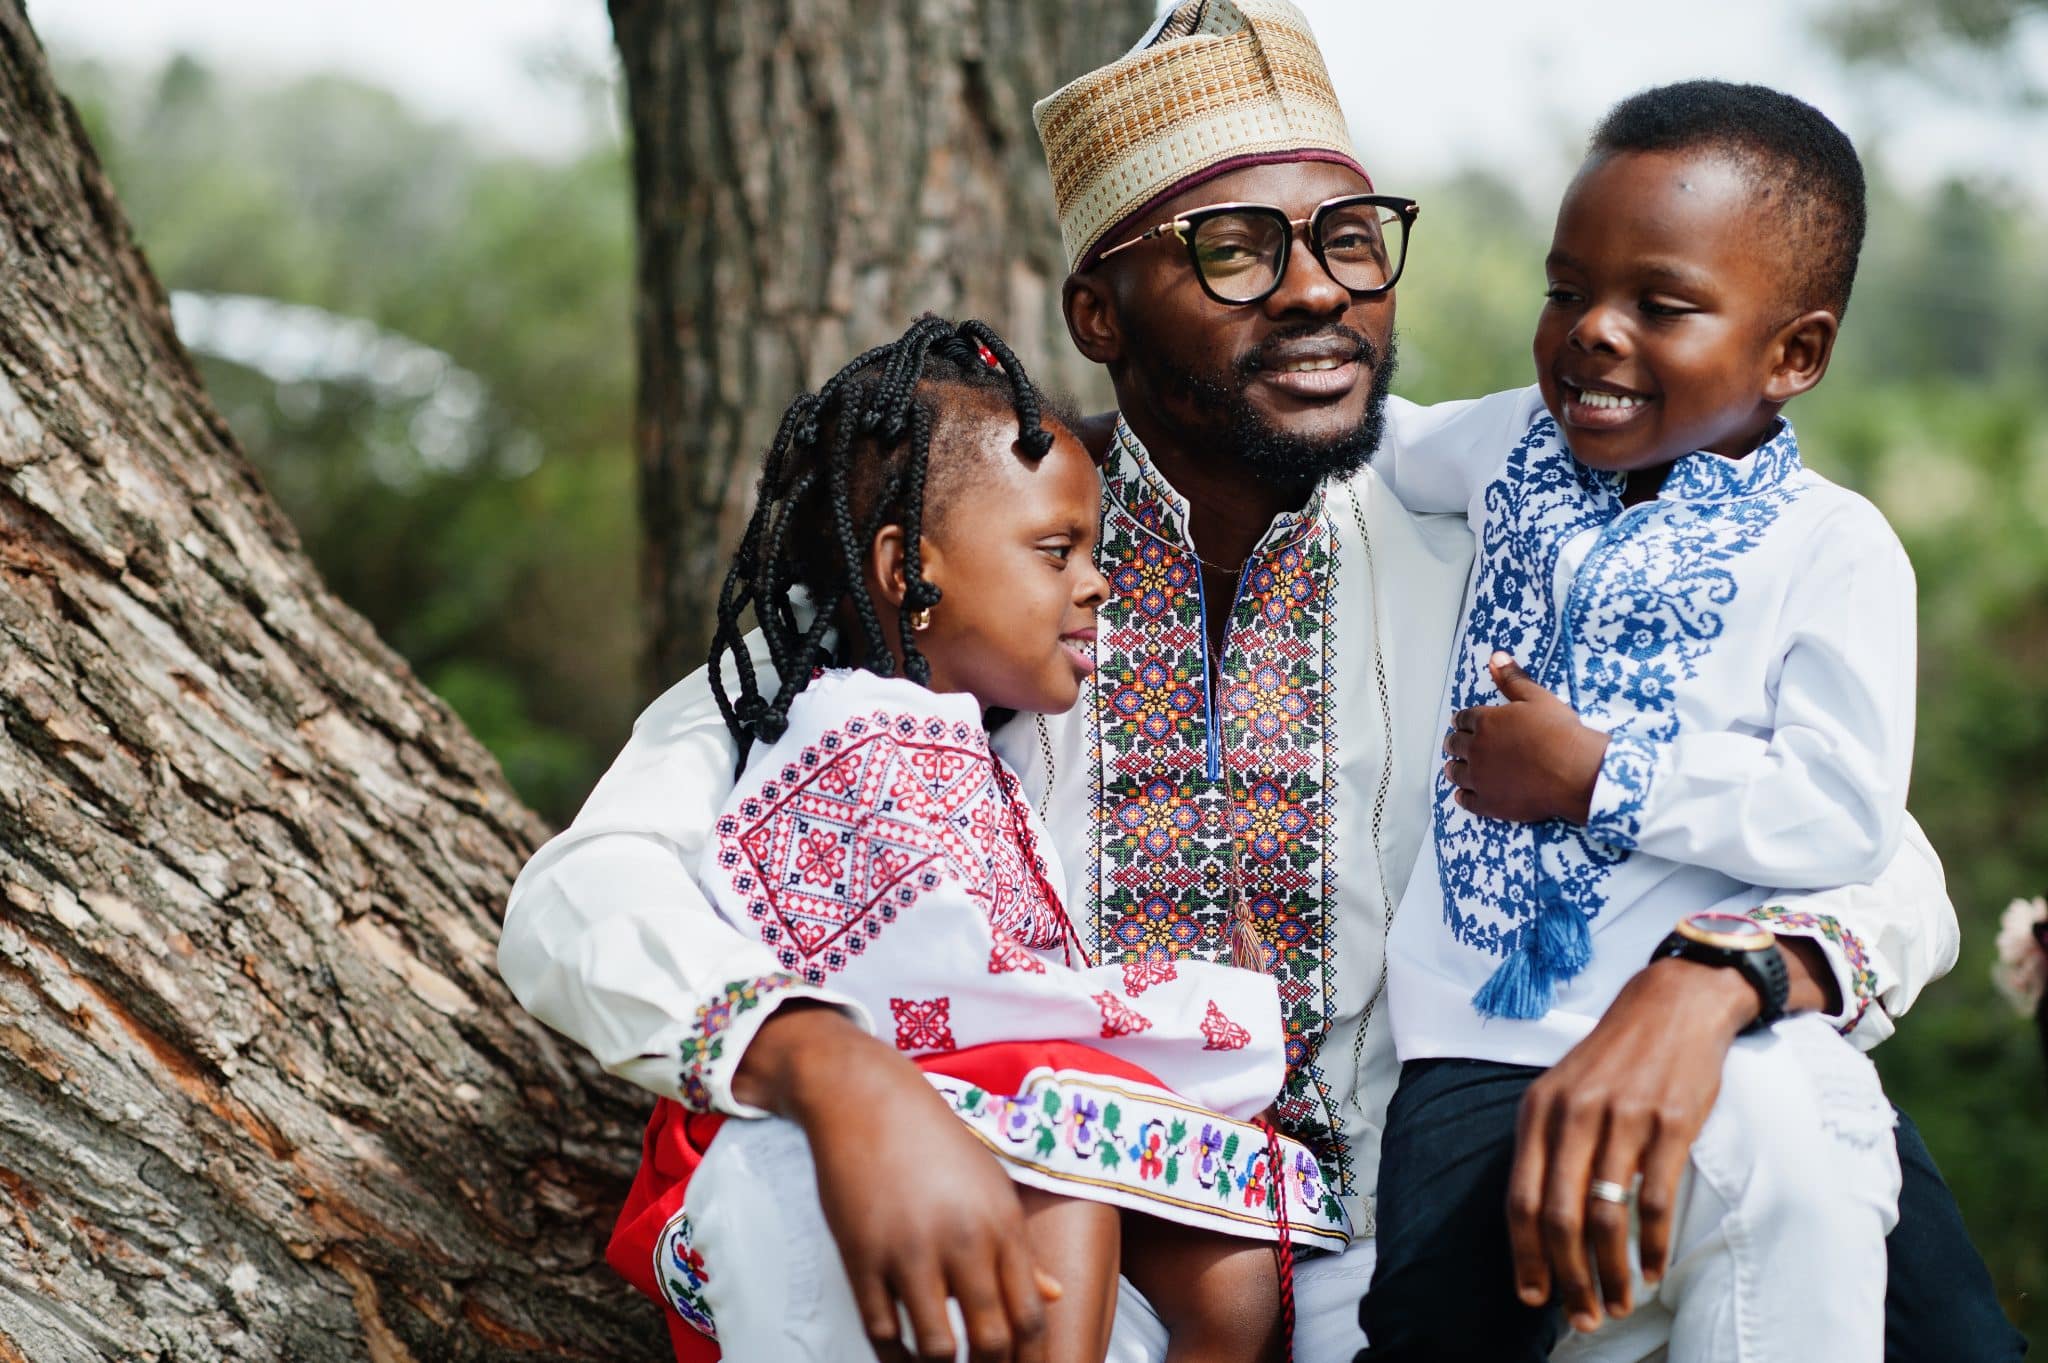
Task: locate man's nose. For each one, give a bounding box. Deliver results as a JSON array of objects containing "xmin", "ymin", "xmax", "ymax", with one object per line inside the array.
[{"xmin": 1261, "ymin": 227, "xmax": 1350, "ymax": 318}]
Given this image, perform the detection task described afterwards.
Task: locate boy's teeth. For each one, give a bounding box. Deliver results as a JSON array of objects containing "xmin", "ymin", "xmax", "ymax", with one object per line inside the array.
[
  {"xmin": 1575, "ymin": 387, "xmax": 1646, "ymax": 410},
  {"xmin": 1276, "ymin": 357, "xmax": 1346, "ymax": 373}
]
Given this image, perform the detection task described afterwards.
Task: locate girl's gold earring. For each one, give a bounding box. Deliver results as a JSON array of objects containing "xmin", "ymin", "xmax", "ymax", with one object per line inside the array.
[{"xmin": 910, "ymin": 607, "xmax": 932, "ymax": 632}]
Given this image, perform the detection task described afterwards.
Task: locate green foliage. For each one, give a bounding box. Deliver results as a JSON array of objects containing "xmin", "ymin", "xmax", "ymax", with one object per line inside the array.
[{"xmin": 65, "ymin": 54, "xmax": 639, "ymax": 827}]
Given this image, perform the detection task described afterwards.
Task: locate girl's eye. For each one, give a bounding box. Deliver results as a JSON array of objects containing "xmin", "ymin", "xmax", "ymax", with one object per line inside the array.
[
  {"xmin": 1641, "ymin": 298, "xmax": 1695, "ymax": 318},
  {"xmin": 1543, "ymin": 285, "xmax": 1582, "ymax": 306},
  {"xmin": 1040, "ymin": 542, "xmax": 1073, "ymax": 563}
]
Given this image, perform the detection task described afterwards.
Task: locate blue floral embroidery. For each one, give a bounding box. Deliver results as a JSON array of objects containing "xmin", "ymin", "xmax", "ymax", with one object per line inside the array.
[{"xmin": 1437, "ymin": 416, "xmax": 1807, "ymax": 1018}]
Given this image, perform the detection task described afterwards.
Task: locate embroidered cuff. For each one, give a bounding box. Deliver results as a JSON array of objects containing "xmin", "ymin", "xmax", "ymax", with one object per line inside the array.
[
  {"xmin": 677, "ymin": 973, "xmax": 872, "ymax": 1115},
  {"xmin": 1583, "ymin": 732, "xmax": 1661, "ymax": 848},
  {"xmin": 1747, "ymin": 906, "xmax": 1880, "ymax": 1035}
]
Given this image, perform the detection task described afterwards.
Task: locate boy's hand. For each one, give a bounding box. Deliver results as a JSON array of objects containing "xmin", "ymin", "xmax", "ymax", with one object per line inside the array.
[{"xmin": 1441, "ymin": 652, "xmax": 1609, "ymax": 824}]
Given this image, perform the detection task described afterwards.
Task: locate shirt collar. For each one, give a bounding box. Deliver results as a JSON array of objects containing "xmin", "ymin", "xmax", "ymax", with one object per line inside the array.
[
  {"xmin": 1657, "ymin": 418, "xmax": 1804, "ymax": 503},
  {"xmin": 1103, "ymin": 416, "xmax": 1326, "ymax": 554}
]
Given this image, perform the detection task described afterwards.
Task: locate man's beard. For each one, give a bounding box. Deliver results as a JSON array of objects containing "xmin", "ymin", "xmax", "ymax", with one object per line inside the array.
[{"xmin": 1151, "ymin": 326, "xmax": 1399, "ymax": 493}]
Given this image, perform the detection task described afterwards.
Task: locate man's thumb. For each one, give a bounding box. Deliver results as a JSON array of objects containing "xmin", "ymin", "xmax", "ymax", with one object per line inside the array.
[{"xmin": 1489, "ymin": 651, "xmax": 1546, "ymax": 701}]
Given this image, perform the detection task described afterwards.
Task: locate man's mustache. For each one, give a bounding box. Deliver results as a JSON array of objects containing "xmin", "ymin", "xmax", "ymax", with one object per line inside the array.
[{"xmin": 1236, "ymin": 325, "xmax": 1377, "ymax": 380}]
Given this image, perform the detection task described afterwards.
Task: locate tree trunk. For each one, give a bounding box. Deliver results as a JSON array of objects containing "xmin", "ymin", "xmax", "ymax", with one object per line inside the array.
[
  {"xmin": 612, "ymin": 0, "xmax": 1146, "ymax": 688},
  {"xmin": 0, "ymin": 7, "xmax": 658, "ymax": 1359}
]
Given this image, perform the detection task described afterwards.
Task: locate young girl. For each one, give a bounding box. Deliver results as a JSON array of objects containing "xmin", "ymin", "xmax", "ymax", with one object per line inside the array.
[{"xmin": 606, "ymin": 317, "xmax": 1345, "ymax": 1363}]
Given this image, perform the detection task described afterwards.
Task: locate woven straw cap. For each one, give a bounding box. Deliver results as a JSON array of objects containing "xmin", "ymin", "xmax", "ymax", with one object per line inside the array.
[{"xmin": 1034, "ymin": 0, "xmax": 1366, "ymax": 272}]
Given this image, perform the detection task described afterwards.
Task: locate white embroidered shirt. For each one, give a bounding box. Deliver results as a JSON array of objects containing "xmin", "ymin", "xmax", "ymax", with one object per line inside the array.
[{"xmin": 1379, "ymin": 385, "xmax": 1941, "ymax": 1068}]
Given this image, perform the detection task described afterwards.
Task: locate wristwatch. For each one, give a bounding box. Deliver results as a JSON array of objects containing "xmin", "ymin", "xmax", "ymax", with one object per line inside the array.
[{"xmin": 1649, "ymin": 912, "xmax": 1789, "ymax": 1035}]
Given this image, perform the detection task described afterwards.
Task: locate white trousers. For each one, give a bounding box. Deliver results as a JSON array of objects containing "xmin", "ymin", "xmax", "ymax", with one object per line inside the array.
[
  {"xmin": 1551, "ymin": 1015, "xmax": 1902, "ymax": 1363},
  {"xmin": 680, "ymin": 1018, "xmax": 1896, "ymax": 1363}
]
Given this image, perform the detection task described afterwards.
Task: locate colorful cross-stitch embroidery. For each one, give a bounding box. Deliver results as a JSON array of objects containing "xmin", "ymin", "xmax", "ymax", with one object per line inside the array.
[
  {"xmin": 715, "ymin": 708, "xmax": 1064, "ymax": 985},
  {"xmin": 654, "ymin": 1207, "xmax": 717, "ymax": 1338},
  {"xmin": 930, "ymin": 1068, "xmax": 1349, "ymax": 1249},
  {"xmin": 677, "ymin": 972, "xmax": 798, "ymax": 1112},
  {"xmin": 891, "ymin": 996, "xmax": 956, "ymax": 1052},
  {"xmin": 1090, "ymin": 423, "xmax": 1348, "ymax": 1193},
  {"xmin": 1748, "ymin": 904, "xmax": 1879, "ymax": 1032}
]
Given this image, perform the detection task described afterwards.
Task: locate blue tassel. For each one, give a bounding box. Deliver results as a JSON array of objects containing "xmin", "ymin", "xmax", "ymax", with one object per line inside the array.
[
  {"xmin": 1531, "ymin": 882, "xmax": 1592, "ymax": 978},
  {"xmin": 1473, "ymin": 948, "xmax": 1551, "ymax": 1020},
  {"xmin": 1473, "ymin": 876, "xmax": 1593, "ymax": 1021}
]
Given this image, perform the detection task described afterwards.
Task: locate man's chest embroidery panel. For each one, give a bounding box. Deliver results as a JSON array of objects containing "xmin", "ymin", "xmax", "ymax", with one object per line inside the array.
[{"xmin": 1089, "ymin": 433, "xmax": 1348, "ymax": 1192}]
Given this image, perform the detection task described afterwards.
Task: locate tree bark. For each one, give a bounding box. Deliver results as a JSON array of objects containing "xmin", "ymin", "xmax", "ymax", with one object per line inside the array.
[
  {"xmin": 0, "ymin": 7, "xmax": 658, "ymax": 1359},
  {"xmin": 612, "ymin": 0, "xmax": 1147, "ymax": 688}
]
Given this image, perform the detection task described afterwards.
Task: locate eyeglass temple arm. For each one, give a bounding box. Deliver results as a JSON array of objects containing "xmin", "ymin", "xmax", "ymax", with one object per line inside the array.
[{"xmin": 1095, "ymin": 221, "xmax": 1183, "ymax": 263}]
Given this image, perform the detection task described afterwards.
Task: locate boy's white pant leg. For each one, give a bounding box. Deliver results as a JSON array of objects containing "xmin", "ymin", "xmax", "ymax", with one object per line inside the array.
[{"xmin": 1555, "ymin": 1015, "xmax": 1901, "ymax": 1363}]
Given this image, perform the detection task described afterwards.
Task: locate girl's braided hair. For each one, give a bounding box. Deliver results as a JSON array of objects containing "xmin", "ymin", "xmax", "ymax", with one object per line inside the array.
[{"xmin": 709, "ymin": 314, "xmax": 1067, "ymax": 759}]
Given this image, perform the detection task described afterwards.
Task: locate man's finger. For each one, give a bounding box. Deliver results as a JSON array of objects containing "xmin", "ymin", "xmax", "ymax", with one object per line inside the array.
[
  {"xmin": 1507, "ymin": 1090, "xmax": 1556, "ymax": 1307},
  {"xmin": 1540, "ymin": 1096, "xmax": 1605, "ymax": 1332},
  {"xmin": 853, "ymin": 1266, "xmax": 914, "ymax": 1363},
  {"xmin": 1636, "ymin": 1116, "xmax": 1693, "ymax": 1285},
  {"xmin": 891, "ymin": 1259, "xmax": 960, "ymax": 1361},
  {"xmin": 1443, "ymin": 728, "xmax": 1473, "ymax": 761},
  {"xmin": 1453, "ymin": 707, "xmax": 1481, "ymax": 734},
  {"xmin": 948, "ymin": 1247, "xmax": 1015, "ymax": 1363},
  {"xmin": 1587, "ymin": 1107, "xmax": 1653, "ymax": 1320}
]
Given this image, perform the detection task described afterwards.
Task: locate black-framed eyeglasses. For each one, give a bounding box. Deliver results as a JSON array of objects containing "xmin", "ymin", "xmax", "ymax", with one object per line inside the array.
[{"xmin": 1095, "ymin": 193, "xmax": 1420, "ymax": 305}]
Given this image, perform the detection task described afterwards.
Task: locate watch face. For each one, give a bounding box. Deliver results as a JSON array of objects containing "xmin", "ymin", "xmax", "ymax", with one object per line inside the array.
[{"xmin": 1677, "ymin": 912, "xmax": 1774, "ymax": 952}]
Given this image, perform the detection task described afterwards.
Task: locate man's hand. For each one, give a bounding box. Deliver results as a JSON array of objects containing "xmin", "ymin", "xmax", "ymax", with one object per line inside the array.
[
  {"xmin": 1506, "ymin": 940, "xmax": 1835, "ymax": 1333},
  {"xmin": 737, "ymin": 1007, "xmax": 1059, "ymax": 1362},
  {"xmin": 1505, "ymin": 957, "xmax": 1753, "ymax": 1331},
  {"xmin": 1442, "ymin": 653, "xmax": 1608, "ymax": 824}
]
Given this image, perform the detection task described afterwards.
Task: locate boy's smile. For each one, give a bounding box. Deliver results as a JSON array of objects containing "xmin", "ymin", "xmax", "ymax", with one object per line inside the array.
[{"xmin": 1533, "ymin": 148, "xmax": 1837, "ymax": 482}]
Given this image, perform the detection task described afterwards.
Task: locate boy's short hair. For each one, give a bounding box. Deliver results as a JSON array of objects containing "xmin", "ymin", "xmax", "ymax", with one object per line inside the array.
[{"xmin": 1591, "ymin": 80, "xmax": 1867, "ymax": 320}]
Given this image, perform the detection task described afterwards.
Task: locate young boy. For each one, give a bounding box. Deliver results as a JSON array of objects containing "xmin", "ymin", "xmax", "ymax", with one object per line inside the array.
[{"xmin": 1360, "ymin": 82, "xmax": 1911, "ymax": 1361}]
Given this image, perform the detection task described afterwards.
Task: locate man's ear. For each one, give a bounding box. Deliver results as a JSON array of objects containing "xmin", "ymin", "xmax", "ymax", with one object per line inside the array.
[
  {"xmin": 1064, "ymin": 271, "xmax": 1123, "ymax": 366},
  {"xmin": 1762, "ymin": 309, "xmax": 1839, "ymax": 405}
]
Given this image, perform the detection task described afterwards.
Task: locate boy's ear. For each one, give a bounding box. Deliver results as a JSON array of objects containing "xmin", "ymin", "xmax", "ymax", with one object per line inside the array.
[
  {"xmin": 1063, "ymin": 272, "xmax": 1123, "ymax": 367},
  {"xmin": 1762, "ymin": 309, "xmax": 1839, "ymax": 404}
]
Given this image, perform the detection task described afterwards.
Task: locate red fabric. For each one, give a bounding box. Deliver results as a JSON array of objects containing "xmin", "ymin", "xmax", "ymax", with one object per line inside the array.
[{"xmin": 609, "ymin": 1041, "xmax": 1165, "ymax": 1362}]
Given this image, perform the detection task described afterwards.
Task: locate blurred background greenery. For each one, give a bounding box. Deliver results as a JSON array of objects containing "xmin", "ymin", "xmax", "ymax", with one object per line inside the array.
[{"xmin": 55, "ymin": 3, "xmax": 2048, "ymax": 1345}]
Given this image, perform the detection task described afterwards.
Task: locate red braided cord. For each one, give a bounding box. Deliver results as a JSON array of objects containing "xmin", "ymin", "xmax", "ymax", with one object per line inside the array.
[
  {"xmin": 992, "ymin": 752, "xmax": 1094, "ymax": 968},
  {"xmin": 1258, "ymin": 1116, "xmax": 1297, "ymax": 1362}
]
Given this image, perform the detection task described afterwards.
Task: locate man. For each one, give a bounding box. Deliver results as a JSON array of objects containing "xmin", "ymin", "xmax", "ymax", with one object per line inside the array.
[{"xmin": 500, "ymin": 4, "xmax": 2011, "ymax": 1360}]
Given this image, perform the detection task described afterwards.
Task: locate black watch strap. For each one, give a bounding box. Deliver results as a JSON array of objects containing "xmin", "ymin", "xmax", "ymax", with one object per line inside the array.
[{"xmin": 1650, "ymin": 929, "xmax": 1790, "ymax": 1034}]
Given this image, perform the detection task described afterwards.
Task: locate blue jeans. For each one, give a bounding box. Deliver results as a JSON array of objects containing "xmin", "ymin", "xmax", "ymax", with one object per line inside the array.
[{"xmin": 1357, "ymin": 1058, "xmax": 2023, "ymax": 1362}]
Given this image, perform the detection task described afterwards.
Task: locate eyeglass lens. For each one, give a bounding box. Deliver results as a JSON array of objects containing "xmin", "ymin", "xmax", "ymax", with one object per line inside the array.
[{"xmin": 1187, "ymin": 201, "xmax": 1405, "ymax": 302}]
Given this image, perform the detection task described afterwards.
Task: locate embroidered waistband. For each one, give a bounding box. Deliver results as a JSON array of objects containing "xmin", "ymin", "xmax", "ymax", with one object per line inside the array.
[{"xmin": 927, "ymin": 1067, "xmax": 1350, "ymax": 1250}]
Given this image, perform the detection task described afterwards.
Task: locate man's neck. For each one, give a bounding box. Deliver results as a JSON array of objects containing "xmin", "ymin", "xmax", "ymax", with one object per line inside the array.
[{"xmin": 1117, "ymin": 406, "xmax": 1312, "ymax": 575}]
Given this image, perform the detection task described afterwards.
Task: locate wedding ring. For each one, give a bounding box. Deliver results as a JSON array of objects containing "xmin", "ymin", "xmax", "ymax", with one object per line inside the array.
[{"xmin": 1587, "ymin": 1179, "xmax": 1631, "ymax": 1205}]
